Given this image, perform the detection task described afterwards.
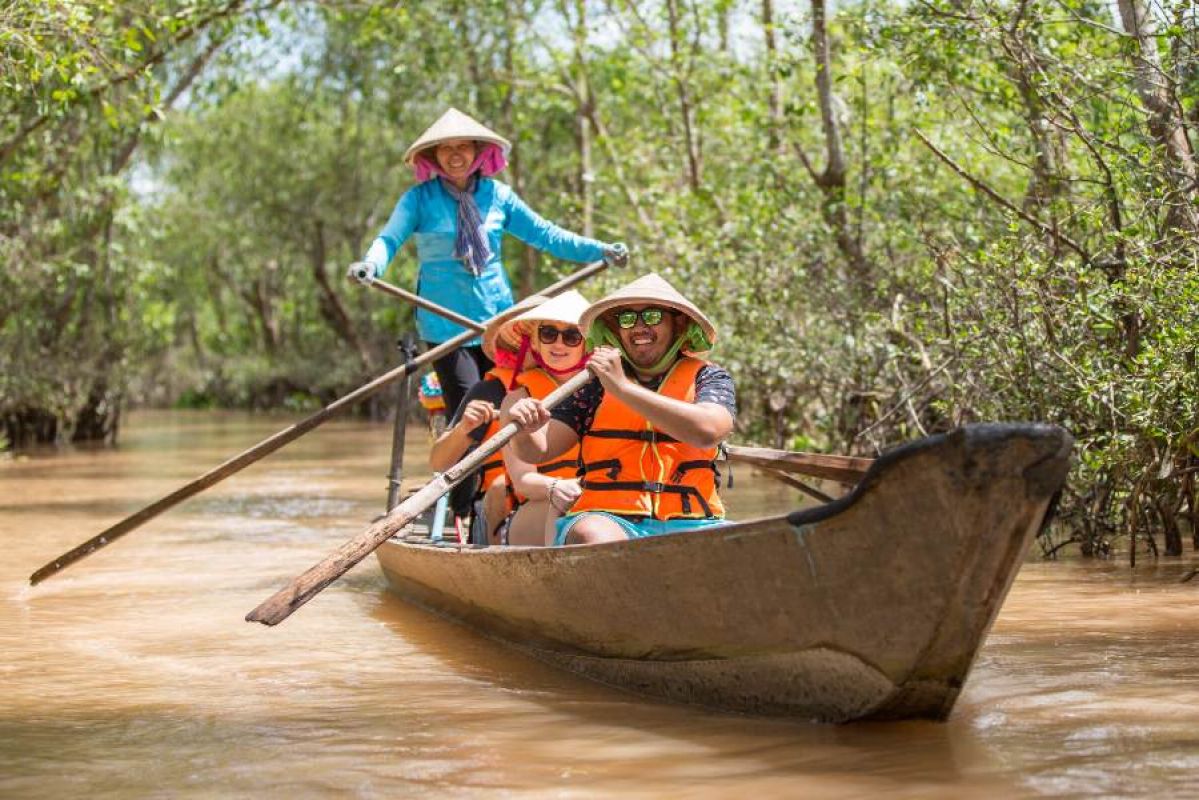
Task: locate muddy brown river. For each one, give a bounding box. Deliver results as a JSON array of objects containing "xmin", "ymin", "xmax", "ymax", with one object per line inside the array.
[{"xmin": 3, "ymin": 410, "xmax": 1197, "ymax": 797}]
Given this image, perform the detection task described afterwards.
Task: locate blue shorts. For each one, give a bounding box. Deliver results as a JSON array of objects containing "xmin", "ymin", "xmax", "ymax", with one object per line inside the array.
[{"xmin": 554, "ymin": 511, "xmax": 728, "ymax": 546}]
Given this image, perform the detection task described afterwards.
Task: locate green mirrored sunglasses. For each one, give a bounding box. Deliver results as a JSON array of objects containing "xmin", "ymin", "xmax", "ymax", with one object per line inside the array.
[{"xmin": 615, "ymin": 307, "xmax": 667, "ymax": 329}]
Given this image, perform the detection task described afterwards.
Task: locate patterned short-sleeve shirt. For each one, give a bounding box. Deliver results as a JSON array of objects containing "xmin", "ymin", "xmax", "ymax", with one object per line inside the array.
[{"xmin": 551, "ymin": 362, "xmax": 736, "ymax": 438}]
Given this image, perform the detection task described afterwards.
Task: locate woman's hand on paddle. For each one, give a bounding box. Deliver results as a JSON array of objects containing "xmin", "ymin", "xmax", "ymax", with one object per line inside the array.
[
  {"xmin": 346, "ymin": 261, "xmax": 375, "ymax": 285},
  {"xmin": 504, "ymin": 397, "xmax": 551, "ymax": 432},
  {"xmin": 458, "ymin": 400, "xmax": 497, "ymax": 432},
  {"xmin": 603, "ymin": 242, "xmax": 629, "ymax": 267},
  {"xmin": 587, "ymin": 346, "xmax": 629, "ymax": 394}
]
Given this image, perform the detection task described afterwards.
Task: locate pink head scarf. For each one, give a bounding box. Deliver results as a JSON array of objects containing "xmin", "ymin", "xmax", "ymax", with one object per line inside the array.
[
  {"xmin": 492, "ymin": 327, "xmax": 589, "ymax": 390},
  {"xmin": 412, "ymin": 142, "xmax": 508, "ymax": 182}
]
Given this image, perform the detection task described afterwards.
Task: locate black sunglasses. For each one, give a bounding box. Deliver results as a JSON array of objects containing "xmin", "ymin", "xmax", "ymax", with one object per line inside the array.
[
  {"xmin": 537, "ymin": 325, "xmax": 584, "ymax": 347},
  {"xmin": 614, "ymin": 307, "xmax": 668, "ymax": 329}
]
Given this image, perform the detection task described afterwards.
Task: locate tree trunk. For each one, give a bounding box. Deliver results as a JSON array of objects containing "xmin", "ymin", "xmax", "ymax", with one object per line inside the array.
[
  {"xmin": 2, "ymin": 408, "xmax": 60, "ymax": 449},
  {"xmin": 1186, "ymin": 468, "xmax": 1198, "ymax": 550},
  {"xmin": 574, "ymin": 0, "xmax": 595, "ymax": 237},
  {"xmin": 1117, "ymin": 0, "xmax": 1199, "ymax": 233},
  {"xmin": 72, "ymin": 380, "xmax": 121, "ymax": 444},
  {"xmin": 245, "ymin": 264, "xmax": 280, "ymax": 355},
  {"xmin": 310, "ymin": 220, "xmax": 373, "ymax": 370},
  {"xmin": 666, "ymin": 0, "xmax": 702, "ymax": 191},
  {"xmin": 803, "ymin": 0, "xmax": 872, "ymax": 290},
  {"xmin": 1003, "ymin": 6, "xmax": 1069, "ymax": 219},
  {"xmin": 763, "ymin": 0, "xmax": 785, "ymax": 154},
  {"xmin": 1158, "ymin": 492, "xmax": 1184, "ymax": 556},
  {"xmin": 500, "ymin": 15, "xmax": 540, "ymax": 295},
  {"xmin": 586, "ymin": 104, "xmax": 659, "ymax": 235}
]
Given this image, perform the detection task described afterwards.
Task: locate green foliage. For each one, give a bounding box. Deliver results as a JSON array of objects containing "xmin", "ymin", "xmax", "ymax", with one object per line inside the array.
[
  {"xmin": 0, "ymin": 0, "xmax": 280, "ymax": 444},
  {"xmin": 3, "ymin": 0, "xmax": 1195, "ymax": 557}
]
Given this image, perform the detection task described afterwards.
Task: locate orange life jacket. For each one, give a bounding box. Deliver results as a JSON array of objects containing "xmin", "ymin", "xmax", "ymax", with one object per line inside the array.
[
  {"xmin": 475, "ymin": 366, "xmax": 514, "ymax": 498},
  {"xmin": 509, "ymin": 368, "xmax": 583, "ymax": 504},
  {"xmin": 571, "ymin": 356, "xmax": 725, "ymax": 520}
]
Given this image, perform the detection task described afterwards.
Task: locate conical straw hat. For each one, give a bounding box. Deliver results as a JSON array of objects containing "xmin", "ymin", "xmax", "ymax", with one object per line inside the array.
[
  {"xmin": 403, "ymin": 108, "xmax": 512, "ymax": 165},
  {"xmin": 579, "ymin": 273, "xmax": 717, "ymax": 350},
  {"xmin": 481, "ymin": 295, "xmax": 546, "ymax": 361},
  {"xmin": 486, "ymin": 290, "xmax": 590, "ymax": 358}
]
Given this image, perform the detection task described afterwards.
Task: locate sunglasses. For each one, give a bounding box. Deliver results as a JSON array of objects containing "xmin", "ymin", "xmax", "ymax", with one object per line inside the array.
[
  {"xmin": 614, "ymin": 307, "xmax": 669, "ymax": 329},
  {"xmin": 537, "ymin": 325, "xmax": 584, "ymax": 347}
]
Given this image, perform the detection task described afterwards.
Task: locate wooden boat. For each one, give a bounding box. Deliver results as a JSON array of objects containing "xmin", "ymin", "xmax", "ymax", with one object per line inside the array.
[{"xmin": 375, "ymin": 423, "xmax": 1071, "ymax": 723}]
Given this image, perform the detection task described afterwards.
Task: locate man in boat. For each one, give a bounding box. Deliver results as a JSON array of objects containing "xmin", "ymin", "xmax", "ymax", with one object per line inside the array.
[{"xmin": 504, "ymin": 273, "xmax": 736, "ymax": 545}]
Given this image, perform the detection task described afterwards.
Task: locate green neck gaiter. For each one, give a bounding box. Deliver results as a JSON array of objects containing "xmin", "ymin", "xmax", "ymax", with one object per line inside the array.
[{"xmin": 586, "ymin": 319, "xmax": 713, "ymax": 378}]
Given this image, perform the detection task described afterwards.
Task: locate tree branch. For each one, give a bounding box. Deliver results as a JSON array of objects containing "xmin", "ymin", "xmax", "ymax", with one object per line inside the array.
[
  {"xmin": 0, "ymin": 0, "xmax": 256, "ymax": 166},
  {"xmin": 913, "ymin": 128, "xmax": 1092, "ymax": 262}
]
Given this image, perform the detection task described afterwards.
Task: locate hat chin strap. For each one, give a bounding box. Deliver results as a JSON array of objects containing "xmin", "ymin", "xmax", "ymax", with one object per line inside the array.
[{"xmin": 586, "ymin": 320, "xmax": 711, "ymax": 378}]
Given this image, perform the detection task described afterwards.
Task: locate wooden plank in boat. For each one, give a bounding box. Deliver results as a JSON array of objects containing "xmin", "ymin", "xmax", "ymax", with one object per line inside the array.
[{"xmin": 724, "ymin": 444, "xmax": 871, "ymax": 485}]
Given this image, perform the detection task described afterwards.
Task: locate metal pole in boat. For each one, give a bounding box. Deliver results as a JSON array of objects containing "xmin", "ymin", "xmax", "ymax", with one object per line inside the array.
[{"xmin": 385, "ymin": 333, "xmax": 419, "ymax": 512}]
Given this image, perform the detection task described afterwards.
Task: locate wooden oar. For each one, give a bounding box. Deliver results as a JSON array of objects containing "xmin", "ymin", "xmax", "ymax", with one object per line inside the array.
[
  {"xmin": 724, "ymin": 445, "xmax": 872, "ymax": 486},
  {"xmin": 351, "ymin": 270, "xmax": 484, "ymax": 333},
  {"xmin": 761, "ymin": 467, "xmax": 835, "ymax": 504},
  {"xmin": 29, "ymin": 261, "xmax": 607, "ymax": 586},
  {"xmin": 246, "ymin": 370, "xmax": 594, "ymax": 626}
]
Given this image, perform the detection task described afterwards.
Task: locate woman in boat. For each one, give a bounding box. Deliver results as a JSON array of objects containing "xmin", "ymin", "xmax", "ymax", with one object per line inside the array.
[
  {"xmin": 428, "ymin": 298, "xmax": 544, "ymax": 542},
  {"xmin": 428, "ymin": 292, "xmax": 590, "ymax": 545},
  {"xmin": 493, "ymin": 291, "xmax": 591, "ymax": 546},
  {"xmin": 349, "ymin": 107, "xmax": 627, "ymax": 418},
  {"xmin": 503, "ymin": 273, "xmax": 736, "ymax": 546}
]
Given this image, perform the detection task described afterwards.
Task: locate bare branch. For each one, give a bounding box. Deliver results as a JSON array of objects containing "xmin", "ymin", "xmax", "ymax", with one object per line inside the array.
[{"xmin": 913, "ymin": 128, "xmax": 1092, "ymax": 262}]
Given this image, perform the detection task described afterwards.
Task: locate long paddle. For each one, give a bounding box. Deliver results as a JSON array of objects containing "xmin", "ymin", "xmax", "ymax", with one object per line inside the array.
[
  {"xmin": 350, "ymin": 268, "xmax": 484, "ymax": 333},
  {"xmin": 245, "ymin": 370, "xmax": 594, "ymax": 626},
  {"xmin": 29, "ymin": 261, "xmax": 607, "ymax": 586},
  {"xmin": 723, "ymin": 445, "xmax": 871, "ymax": 486},
  {"xmin": 761, "ymin": 467, "xmax": 835, "ymax": 504}
]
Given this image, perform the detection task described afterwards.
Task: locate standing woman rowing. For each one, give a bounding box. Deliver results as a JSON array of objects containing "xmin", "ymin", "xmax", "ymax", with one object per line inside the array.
[{"xmin": 349, "ymin": 108, "xmax": 627, "ymax": 418}]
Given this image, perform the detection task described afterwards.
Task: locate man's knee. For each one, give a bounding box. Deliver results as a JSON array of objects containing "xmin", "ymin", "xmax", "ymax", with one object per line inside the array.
[{"xmin": 565, "ymin": 514, "xmax": 629, "ymax": 545}]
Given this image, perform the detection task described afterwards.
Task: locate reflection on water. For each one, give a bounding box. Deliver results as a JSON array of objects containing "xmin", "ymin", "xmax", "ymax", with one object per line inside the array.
[{"xmin": 2, "ymin": 409, "xmax": 1198, "ymax": 798}]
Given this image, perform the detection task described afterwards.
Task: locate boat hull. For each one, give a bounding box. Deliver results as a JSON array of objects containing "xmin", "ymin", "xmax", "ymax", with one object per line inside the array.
[{"xmin": 376, "ymin": 424, "xmax": 1071, "ymax": 722}]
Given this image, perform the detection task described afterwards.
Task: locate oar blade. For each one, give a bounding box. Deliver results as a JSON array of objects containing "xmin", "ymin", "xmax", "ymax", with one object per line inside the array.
[
  {"xmin": 724, "ymin": 445, "xmax": 872, "ymax": 485},
  {"xmin": 246, "ymin": 479, "xmax": 450, "ymax": 626}
]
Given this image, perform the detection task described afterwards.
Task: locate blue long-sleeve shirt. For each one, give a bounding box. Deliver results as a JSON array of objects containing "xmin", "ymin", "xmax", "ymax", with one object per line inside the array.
[{"xmin": 364, "ymin": 177, "xmax": 607, "ymax": 344}]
